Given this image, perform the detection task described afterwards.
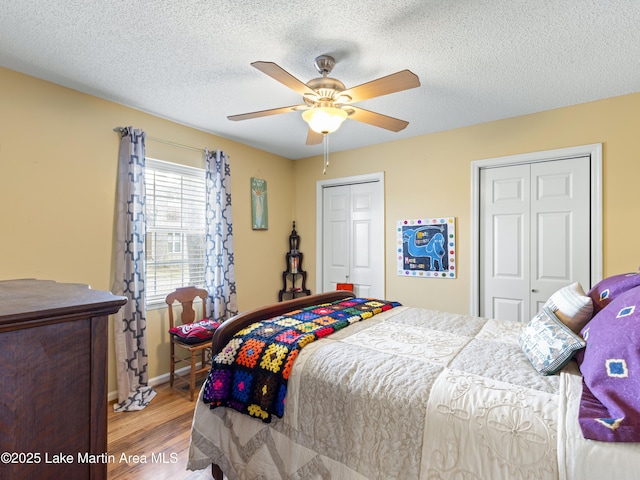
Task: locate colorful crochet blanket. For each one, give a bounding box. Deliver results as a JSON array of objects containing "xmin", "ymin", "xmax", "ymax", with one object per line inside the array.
[{"xmin": 202, "ymin": 297, "xmax": 401, "ymax": 422}]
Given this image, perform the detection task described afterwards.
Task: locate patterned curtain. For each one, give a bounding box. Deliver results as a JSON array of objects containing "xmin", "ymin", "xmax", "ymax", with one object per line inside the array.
[
  {"xmin": 204, "ymin": 149, "xmax": 238, "ymax": 321},
  {"xmin": 111, "ymin": 127, "xmax": 156, "ymax": 412}
]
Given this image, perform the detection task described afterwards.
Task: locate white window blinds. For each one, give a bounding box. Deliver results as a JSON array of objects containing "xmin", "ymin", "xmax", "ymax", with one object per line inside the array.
[{"xmin": 145, "ymin": 158, "xmax": 206, "ymax": 306}]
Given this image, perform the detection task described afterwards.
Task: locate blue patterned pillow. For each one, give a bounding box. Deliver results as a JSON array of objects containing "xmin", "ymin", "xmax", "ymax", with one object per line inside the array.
[{"xmin": 519, "ymin": 307, "xmax": 586, "ymax": 375}]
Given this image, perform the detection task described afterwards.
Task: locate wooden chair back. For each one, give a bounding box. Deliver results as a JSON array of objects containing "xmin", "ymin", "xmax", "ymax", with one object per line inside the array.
[{"xmin": 166, "ymin": 286, "xmax": 209, "ymax": 328}]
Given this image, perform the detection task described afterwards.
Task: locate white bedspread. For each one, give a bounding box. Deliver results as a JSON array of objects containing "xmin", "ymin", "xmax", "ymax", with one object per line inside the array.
[{"xmin": 188, "ymin": 306, "xmax": 638, "ymax": 479}]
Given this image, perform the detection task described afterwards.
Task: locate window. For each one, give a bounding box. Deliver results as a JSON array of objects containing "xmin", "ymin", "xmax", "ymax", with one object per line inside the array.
[
  {"xmin": 145, "ymin": 158, "xmax": 206, "ymax": 306},
  {"xmin": 167, "ymin": 233, "xmax": 182, "ymax": 253}
]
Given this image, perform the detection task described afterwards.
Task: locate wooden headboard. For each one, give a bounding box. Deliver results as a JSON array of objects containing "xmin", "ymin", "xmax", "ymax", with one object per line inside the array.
[{"xmin": 212, "ymin": 291, "xmax": 356, "ymax": 354}]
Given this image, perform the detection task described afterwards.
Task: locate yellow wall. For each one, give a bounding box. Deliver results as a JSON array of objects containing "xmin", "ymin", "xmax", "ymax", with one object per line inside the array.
[
  {"xmin": 0, "ymin": 67, "xmax": 294, "ymax": 394},
  {"xmin": 294, "ymin": 93, "xmax": 640, "ymax": 312}
]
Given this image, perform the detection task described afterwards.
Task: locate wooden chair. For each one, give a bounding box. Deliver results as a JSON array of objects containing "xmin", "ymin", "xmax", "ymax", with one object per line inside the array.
[{"xmin": 166, "ymin": 286, "xmax": 211, "ymax": 401}]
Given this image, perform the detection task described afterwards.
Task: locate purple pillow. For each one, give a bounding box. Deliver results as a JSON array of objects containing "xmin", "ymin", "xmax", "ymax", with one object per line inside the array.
[
  {"xmin": 587, "ymin": 272, "xmax": 640, "ymax": 314},
  {"xmin": 577, "ymin": 285, "xmax": 640, "ymax": 441}
]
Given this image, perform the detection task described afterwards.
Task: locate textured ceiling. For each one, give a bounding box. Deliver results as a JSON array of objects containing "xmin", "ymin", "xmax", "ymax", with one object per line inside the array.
[{"xmin": 1, "ymin": 0, "xmax": 639, "ymax": 159}]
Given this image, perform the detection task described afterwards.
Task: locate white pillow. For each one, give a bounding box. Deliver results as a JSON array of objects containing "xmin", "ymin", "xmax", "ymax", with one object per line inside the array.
[{"xmin": 544, "ymin": 282, "xmax": 593, "ymax": 334}]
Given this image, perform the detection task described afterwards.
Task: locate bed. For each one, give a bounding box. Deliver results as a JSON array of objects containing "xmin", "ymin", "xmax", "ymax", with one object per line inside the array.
[{"xmin": 188, "ymin": 275, "xmax": 640, "ymax": 480}]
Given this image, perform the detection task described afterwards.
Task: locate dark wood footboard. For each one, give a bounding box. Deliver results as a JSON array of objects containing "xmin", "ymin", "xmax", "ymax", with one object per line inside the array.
[
  {"xmin": 211, "ymin": 291, "xmax": 356, "ymax": 354},
  {"xmin": 212, "ymin": 463, "xmax": 223, "ymax": 480},
  {"xmin": 208, "ymin": 291, "xmax": 356, "ymax": 480}
]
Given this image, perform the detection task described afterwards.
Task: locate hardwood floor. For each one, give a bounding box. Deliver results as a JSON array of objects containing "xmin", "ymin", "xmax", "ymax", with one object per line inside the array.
[{"xmin": 107, "ymin": 381, "xmax": 215, "ymax": 480}]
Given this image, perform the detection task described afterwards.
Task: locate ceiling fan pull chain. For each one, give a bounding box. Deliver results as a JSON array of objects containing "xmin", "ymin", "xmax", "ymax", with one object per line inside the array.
[{"xmin": 323, "ymin": 134, "xmax": 329, "ymax": 174}]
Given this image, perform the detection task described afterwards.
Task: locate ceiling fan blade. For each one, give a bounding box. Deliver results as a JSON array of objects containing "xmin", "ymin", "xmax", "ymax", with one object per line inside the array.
[
  {"xmin": 340, "ymin": 70, "xmax": 420, "ymax": 103},
  {"xmin": 251, "ymin": 61, "xmax": 318, "ymax": 97},
  {"xmin": 347, "ymin": 106, "xmax": 409, "ymax": 132},
  {"xmin": 227, "ymin": 105, "xmax": 307, "ymax": 121},
  {"xmin": 306, "ymin": 129, "xmax": 324, "ymax": 145}
]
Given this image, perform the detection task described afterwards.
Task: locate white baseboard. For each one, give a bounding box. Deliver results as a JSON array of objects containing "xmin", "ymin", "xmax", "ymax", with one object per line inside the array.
[{"xmin": 108, "ymin": 363, "xmax": 204, "ymax": 402}]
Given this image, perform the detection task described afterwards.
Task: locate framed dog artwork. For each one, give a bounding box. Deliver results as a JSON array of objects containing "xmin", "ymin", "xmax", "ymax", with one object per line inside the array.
[{"xmin": 397, "ymin": 218, "xmax": 456, "ymax": 278}]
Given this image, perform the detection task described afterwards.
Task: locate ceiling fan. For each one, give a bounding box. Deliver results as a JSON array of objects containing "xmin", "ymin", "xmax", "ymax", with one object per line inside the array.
[{"xmin": 228, "ymin": 55, "xmax": 421, "ymax": 146}]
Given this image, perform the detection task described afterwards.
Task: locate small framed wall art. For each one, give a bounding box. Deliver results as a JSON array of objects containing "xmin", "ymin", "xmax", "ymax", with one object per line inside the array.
[
  {"xmin": 397, "ymin": 217, "xmax": 456, "ymax": 278},
  {"xmin": 251, "ymin": 177, "xmax": 268, "ymax": 230}
]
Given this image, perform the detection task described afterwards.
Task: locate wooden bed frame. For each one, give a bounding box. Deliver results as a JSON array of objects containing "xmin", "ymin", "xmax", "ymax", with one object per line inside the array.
[{"xmin": 208, "ymin": 291, "xmax": 356, "ymax": 480}]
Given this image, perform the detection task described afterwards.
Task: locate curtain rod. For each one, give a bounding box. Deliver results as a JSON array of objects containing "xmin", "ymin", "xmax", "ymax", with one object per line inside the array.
[{"xmin": 113, "ymin": 127, "xmax": 206, "ymax": 153}]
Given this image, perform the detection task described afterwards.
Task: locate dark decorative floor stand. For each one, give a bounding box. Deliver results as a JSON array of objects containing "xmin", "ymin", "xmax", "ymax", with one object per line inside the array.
[{"xmin": 279, "ymin": 221, "xmax": 311, "ymax": 301}]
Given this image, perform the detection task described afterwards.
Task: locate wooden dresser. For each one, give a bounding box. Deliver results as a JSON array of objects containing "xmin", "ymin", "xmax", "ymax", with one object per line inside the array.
[{"xmin": 0, "ymin": 279, "xmax": 126, "ymax": 480}]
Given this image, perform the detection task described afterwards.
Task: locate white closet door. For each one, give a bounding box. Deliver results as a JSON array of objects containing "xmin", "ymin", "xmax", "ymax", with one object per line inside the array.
[
  {"xmin": 480, "ymin": 164, "xmax": 531, "ymax": 322},
  {"xmin": 530, "ymin": 158, "xmax": 591, "ymax": 313},
  {"xmin": 480, "ymin": 157, "xmax": 590, "ymax": 321},
  {"xmin": 321, "ymin": 181, "xmax": 384, "ymax": 298},
  {"xmin": 322, "ymin": 184, "xmax": 350, "ymax": 292}
]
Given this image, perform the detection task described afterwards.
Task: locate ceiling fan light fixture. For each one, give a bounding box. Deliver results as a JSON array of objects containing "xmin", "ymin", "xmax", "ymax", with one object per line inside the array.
[{"xmin": 302, "ymin": 106, "xmax": 348, "ymax": 134}]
